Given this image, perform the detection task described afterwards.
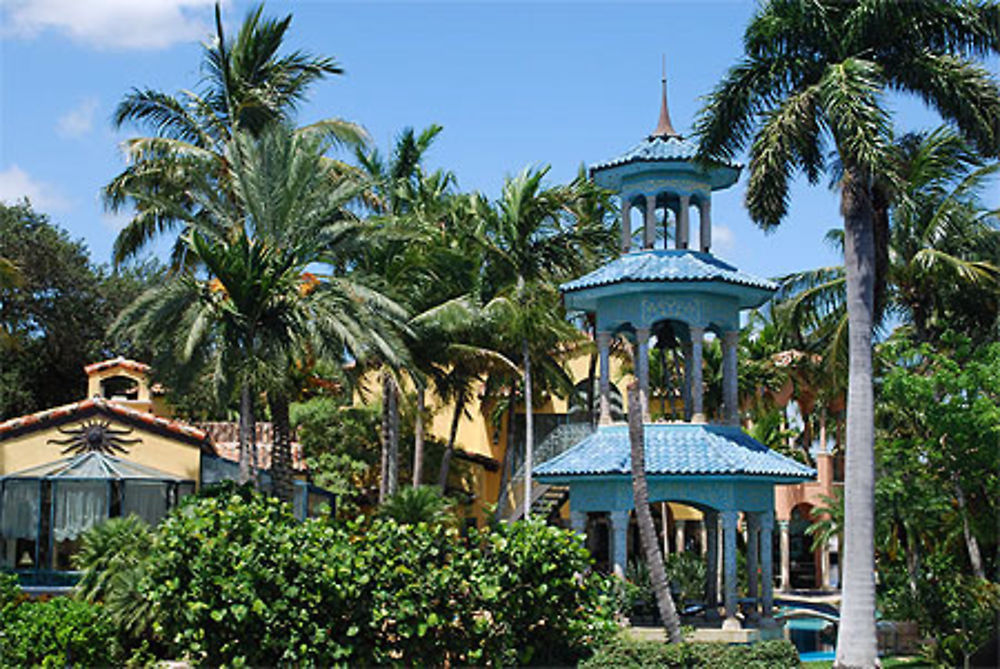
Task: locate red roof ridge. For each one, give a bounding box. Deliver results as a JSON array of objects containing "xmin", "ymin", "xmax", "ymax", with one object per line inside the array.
[{"xmin": 84, "ymin": 357, "xmax": 151, "ymax": 375}]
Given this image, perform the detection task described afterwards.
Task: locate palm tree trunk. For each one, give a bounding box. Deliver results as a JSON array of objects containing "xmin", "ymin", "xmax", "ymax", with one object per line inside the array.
[
  {"xmin": 522, "ymin": 338, "xmax": 533, "ymax": 521},
  {"xmin": 627, "ymin": 381, "xmax": 681, "ymax": 643},
  {"xmin": 238, "ymin": 385, "xmax": 253, "ymax": 485},
  {"xmin": 437, "ymin": 399, "xmax": 464, "ymax": 494},
  {"xmin": 269, "ymin": 392, "xmax": 294, "ymax": 504},
  {"xmin": 834, "ymin": 168, "xmax": 878, "ymax": 669},
  {"xmin": 954, "ymin": 477, "xmax": 985, "ymax": 579},
  {"xmin": 379, "ymin": 369, "xmax": 400, "ymax": 503},
  {"xmin": 412, "ymin": 382, "xmax": 426, "ymax": 487},
  {"xmin": 493, "ymin": 400, "xmax": 516, "ymax": 522}
]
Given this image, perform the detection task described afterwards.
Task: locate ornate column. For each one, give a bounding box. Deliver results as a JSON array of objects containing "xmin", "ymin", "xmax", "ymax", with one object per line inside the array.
[
  {"xmin": 761, "ymin": 510, "xmax": 775, "ymax": 622},
  {"xmin": 609, "ymin": 509, "xmax": 630, "ymax": 579},
  {"xmin": 621, "ymin": 198, "xmax": 632, "ymax": 253},
  {"xmin": 682, "ymin": 340, "xmax": 693, "ymax": 421},
  {"xmin": 644, "ymin": 195, "xmax": 657, "ymax": 249},
  {"xmin": 699, "ymin": 198, "xmax": 712, "ymax": 253},
  {"xmin": 689, "ymin": 326, "xmax": 705, "ymax": 421},
  {"xmin": 721, "ymin": 509, "xmax": 740, "ymax": 629},
  {"xmin": 676, "ymin": 194, "xmax": 690, "ymax": 249},
  {"xmin": 675, "ymin": 519, "xmax": 686, "ymax": 553},
  {"xmin": 722, "ymin": 329, "xmax": 740, "ymax": 425},
  {"xmin": 660, "ymin": 502, "xmax": 671, "ymax": 557},
  {"xmin": 635, "ymin": 327, "xmax": 651, "ymax": 422},
  {"xmin": 597, "ymin": 331, "xmax": 612, "ymax": 425},
  {"xmin": 779, "ymin": 520, "xmax": 791, "ymax": 592},
  {"xmin": 821, "ymin": 543, "xmax": 832, "ymax": 591},
  {"xmin": 747, "ymin": 513, "xmax": 760, "ymax": 622},
  {"xmin": 704, "ymin": 510, "xmax": 719, "ymax": 619},
  {"xmin": 570, "ymin": 509, "xmax": 587, "ymax": 536}
]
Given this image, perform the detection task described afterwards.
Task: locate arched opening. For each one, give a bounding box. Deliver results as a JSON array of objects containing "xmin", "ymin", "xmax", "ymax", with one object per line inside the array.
[{"xmin": 100, "ymin": 374, "xmax": 139, "ymax": 401}]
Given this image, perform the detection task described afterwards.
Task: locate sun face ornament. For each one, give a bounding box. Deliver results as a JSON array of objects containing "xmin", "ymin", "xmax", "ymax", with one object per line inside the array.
[{"xmin": 47, "ymin": 418, "xmax": 142, "ymax": 455}]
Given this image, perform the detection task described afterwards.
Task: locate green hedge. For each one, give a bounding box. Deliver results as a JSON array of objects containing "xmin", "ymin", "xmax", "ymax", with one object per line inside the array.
[
  {"xmin": 581, "ymin": 635, "xmax": 801, "ymax": 669},
  {"xmin": 129, "ymin": 487, "xmax": 616, "ymax": 666},
  {"xmin": 0, "ymin": 573, "xmax": 118, "ymax": 667}
]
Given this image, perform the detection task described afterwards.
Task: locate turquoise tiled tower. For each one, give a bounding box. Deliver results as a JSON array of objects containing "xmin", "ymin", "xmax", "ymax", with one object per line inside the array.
[{"xmin": 535, "ymin": 80, "xmax": 814, "ymax": 630}]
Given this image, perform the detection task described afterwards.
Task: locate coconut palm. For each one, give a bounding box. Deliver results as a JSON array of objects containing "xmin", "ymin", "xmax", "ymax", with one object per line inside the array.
[
  {"xmin": 113, "ymin": 126, "xmax": 407, "ymax": 494},
  {"xmin": 476, "ymin": 167, "xmax": 612, "ymax": 519},
  {"xmin": 627, "ymin": 382, "xmax": 682, "ymax": 643},
  {"xmin": 696, "ymin": 3, "xmax": 1000, "ymax": 664},
  {"xmin": 105, "ymin": 2, "xmax": 365, "ymax": 267}
]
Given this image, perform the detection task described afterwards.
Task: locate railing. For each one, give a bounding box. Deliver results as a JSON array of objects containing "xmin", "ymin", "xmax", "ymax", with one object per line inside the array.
[{"xmin": 502, "ymin": 422, "xmax": 595, "ymax": 520}]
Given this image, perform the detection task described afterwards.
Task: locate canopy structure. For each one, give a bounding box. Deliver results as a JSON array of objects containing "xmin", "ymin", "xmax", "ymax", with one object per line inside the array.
[{"xmin": 0, "ymin": 452, "xmax": 194, "ymax": 575}]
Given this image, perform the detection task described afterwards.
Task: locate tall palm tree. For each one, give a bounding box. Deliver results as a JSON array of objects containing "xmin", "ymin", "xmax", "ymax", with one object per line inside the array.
[
  {"xmin": 476, "ymin": 167, "xmax": 612, "ymax": 519},
  {"xmin": 696, "ymin": 3, "xmax": 1000, "ymax": 665},
  {"xmin": 627, "ymin": 381, "xmax": 682, "ymax": 643},
  {"xmin": 112, "ymin": 126, "xmax": 407, "ymax": 495},
  {"xmin": 105, "ymin": 2, "xmax": 365, "ymax": 267}
]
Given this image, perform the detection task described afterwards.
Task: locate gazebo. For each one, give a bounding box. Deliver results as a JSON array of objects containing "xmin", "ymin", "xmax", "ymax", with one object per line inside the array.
[
  {"xmin": 0, "ymin": 452, "xmax": 194, "ymax": 577},
  {"xmin": 535, "ymin": 80, "xmax": 814, "ymax": 630}
]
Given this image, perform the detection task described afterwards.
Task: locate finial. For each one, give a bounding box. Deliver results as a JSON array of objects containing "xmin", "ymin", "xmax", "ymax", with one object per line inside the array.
[{"xmin": 651, "ymin": 55, "xmax": 679, "ymax": 139}]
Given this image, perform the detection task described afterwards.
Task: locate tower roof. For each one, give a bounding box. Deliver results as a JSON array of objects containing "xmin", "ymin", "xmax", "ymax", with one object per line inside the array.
[
  {"xmin": 535, "ymin": 423, "xmax": 815, "ymax": 481},
  {"xmin": 561, "ymin": 249, "xmax": 776, "ymax": 302}
]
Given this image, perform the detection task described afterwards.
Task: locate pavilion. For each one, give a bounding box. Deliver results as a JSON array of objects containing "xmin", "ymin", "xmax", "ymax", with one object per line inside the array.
[{"xmin": 535, "ymin": 80, "xmax": 815, "ymax": 630}]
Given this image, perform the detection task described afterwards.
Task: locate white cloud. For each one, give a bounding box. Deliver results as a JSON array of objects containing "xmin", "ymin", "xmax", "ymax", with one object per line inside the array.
[
  {"xmin": 2, "ymin": 0, "xmax": 217, "ymax": 51},
  {"xmin": 712, "ymin": 224, "xmax": 736, "ymax": 256},
  {"xmin": 0, "ymin": 165, "xmax": 69, "ymax": 212},
  {"xmin": 57, "ymin": 97, "xmax": 99, "ymax": 138}
]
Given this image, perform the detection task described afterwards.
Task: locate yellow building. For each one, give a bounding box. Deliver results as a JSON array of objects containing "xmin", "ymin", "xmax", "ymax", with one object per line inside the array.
[{"xmin": 0, "ymin": 357, "xmax": 326, "ymax": 582}]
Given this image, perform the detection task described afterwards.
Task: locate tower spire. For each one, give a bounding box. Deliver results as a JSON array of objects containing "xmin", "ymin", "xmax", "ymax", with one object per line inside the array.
[{"xmin": 651, "ymin": 56, "xmax": 679, "ymax": 139}]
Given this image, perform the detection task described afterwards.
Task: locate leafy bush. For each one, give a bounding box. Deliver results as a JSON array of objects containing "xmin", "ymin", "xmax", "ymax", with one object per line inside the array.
[
  {"xmin": 0, "ymin": 592, "xmax": 118, "ymax": 667},
  {"xmin": 581, "ymin": 635, "xmax": 800, "ymax": 669},
  {"xmin": 131, "ymin": 487, "xmax": 614, "ymax": 666},
  {"xmin": 73, "ymin": 514, "xmax": 153, "ymax": 602},
  {"xmin": 378, "ymin": 484, "xmax": 453, "ymax": 525}
]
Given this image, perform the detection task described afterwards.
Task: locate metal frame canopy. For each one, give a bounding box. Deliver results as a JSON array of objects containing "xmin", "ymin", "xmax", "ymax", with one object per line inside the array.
[{"xmin": 0, "ymin": 452, "xmax": 195, "ymax": 578}]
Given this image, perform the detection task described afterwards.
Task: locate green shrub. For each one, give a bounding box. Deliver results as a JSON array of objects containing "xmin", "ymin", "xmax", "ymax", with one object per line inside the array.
[
  {"xmin": 0, "ymin": 595, "xmax": 118, "ymax": 667},
  {"xmin": 581, "ymin": 635, "xmax": 800, "ymax": 669},
  {"xmin": 134, "ymin": 488, "xmax": 615, "ymax": 666}
]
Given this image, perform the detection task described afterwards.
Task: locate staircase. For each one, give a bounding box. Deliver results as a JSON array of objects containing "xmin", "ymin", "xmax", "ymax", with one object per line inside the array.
[{"xmin": 502, "ymin": 422, "xmax": 594, "ymax": 522}]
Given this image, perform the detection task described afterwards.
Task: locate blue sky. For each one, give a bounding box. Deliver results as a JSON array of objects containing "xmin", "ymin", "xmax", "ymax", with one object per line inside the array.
[{"xmin": 0, "ymin": 0, "xmax": 967, "ymax": 279}]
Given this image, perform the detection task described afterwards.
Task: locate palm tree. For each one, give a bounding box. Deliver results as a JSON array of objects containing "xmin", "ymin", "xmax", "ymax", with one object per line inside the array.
[
  {"xmin": 476, "ymin": 167, "xmax": 612, "ymax": 518},
  {"xmin": 696, "ymin": 3, "xmax": 1000, "ymax": 665},
  {"xmin": 627, "ymin": 382, "xmax": 682, "ymax": 643},
  {"xmin": 113, "ymin": 126, "xmax": 408, "ymax": 495},
  {"xmin": 105, "ymin": 2, "xmax": 365, "ymax": 267}
]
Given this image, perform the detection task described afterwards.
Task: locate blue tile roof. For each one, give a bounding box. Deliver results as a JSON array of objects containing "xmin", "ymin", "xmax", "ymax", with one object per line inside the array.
[
  {"xmin": 560, "ymin": 249, "xmax": 778, "ymax": 293},
  {"xmin": 591, "ymin": 135, "xmax": 740, "ymax": 172},
  {"xmin": 534, "ymin": 423, "xmax": 815, "ymax": 480}
]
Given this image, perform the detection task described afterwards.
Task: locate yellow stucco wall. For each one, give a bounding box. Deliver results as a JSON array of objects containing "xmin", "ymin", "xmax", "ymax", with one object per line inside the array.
[{"xmin": 0, "ymin": 418, "xmax": 201, "ymax": 482}]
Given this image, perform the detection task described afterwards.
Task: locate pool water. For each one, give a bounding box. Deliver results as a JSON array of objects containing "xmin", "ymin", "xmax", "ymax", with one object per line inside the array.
[{"xmin": 786, "ymin": 615, "xmax": 836, "ymax": 661}]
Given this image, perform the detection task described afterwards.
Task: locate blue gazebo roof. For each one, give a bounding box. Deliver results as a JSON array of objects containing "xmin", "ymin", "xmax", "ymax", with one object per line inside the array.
[
  {"xmin": 590, "ymin": 135, "xmax": 741, "ymax": 192},
  {"xmin": 535, "ymin": 423, "xmax": 814, "ymax": 481},
  {"xmin": 561, "ymin": 249, "xmax": 778, "ymax": 294}
]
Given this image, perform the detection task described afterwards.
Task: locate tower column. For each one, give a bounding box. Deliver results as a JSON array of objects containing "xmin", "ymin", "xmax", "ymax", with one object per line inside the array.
[
  {"xmin": 721, "ymin": 509, "xmax": 740, "ymax": 629},
  {"xmin": 609, "ymin": 509, "xmax": 630, "ymax": 579},
  {"xmin": 747, "ymin": 512, "xmax": 761, "ymax": 621},
  {"xmin": 676, "ymin": 194, "xmax": 690, "ymax": 249},
  {"xmin": 689, "ymin": 326, "xmax": 705, "ymax": 421},
  {"xmin": 704, "ymin": 510, "xmax": 719, "ymax": 617},
  {"xmin": 761, "ymin": 510, "xmax": 775, "ymax": 622},
  {"xmin": 722, "ymin": 329, "xmax": 740, "ymax": 425},
  {"xmin": 597, "ymin": 330, "xmax": 612, "ymax": 425},
  {"xmin": 644, "ymin": 195, "xmax": 657, "ymax": 249},
  {"xmin": 621, "ymin": 198, "xmax": 632, "ymax": 253},
  {"xmin": 682, "ymin": 340, "xmax": 693, "ymax": 421},
  {"xmin": 699, "ymin": 198, "xmax": 712, "ymax": 253},
  {"xmin": 635, "ymin": 327, "xmax": 651, "ymax": 422},
  {"xmin": 779, "ymin": 519, "xmax": 792, "ymax": 592}
]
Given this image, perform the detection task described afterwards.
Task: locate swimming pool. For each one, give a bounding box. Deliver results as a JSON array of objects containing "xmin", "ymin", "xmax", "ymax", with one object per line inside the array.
[{"xmin": 784, "ymin": 612, "xmax": 837, "ymax": 661}]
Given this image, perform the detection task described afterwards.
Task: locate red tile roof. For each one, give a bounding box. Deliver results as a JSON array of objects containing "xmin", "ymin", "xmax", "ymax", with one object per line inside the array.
[
  {"xmin": 198, "ymin": 422, "xmax": 307, "ymax": 472},
  {"xmin": 0, "ymin": 397, "xmax": 208, "ymax": 446},
  {"xmin": 84, "ymin": 357, "xmax": 151, "ymax": 375}
]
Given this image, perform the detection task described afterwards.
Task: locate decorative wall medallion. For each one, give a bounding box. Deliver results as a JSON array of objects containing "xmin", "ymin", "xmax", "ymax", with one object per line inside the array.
[{"xmin": 48, "ymin": 419, "xmax": 141, "ymax": 455}]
